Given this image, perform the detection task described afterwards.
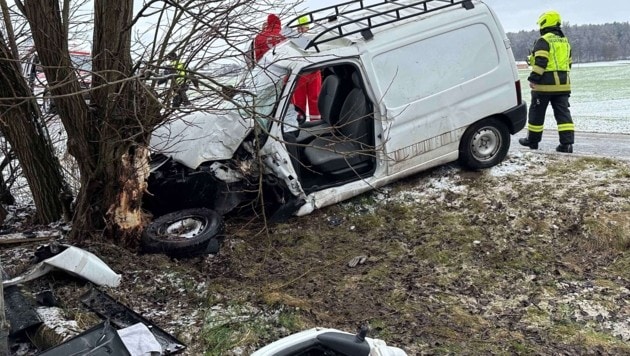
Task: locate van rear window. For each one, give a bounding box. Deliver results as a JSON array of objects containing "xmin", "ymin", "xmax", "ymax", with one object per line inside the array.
[{"xmin": 373, "ymin": 23, "xmax": 498, "ymax": 108}]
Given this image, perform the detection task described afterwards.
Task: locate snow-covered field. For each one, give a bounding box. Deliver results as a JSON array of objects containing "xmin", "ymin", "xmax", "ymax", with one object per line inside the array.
[{"xmin": 518, "ymin": 60, "xmax": 630, "ymax": 134}]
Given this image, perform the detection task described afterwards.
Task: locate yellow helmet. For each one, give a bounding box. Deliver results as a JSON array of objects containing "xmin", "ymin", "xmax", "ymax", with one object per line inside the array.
[
  {"xmin": 298, "ymin": 15, "xmax": 310, "ymax": 27},
  {"xmin": 537, "ymin": 10, "xmax": 561, "ymax": 29}
]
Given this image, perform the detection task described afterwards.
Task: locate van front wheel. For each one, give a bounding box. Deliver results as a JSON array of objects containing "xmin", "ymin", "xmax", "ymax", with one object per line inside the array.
[
  {"xmin": 459, "ymin": 118, "xmax": 510, "ymax": 169},
  {"xmin": 142, "ymin": 208, "xmax": 224, "ymax": 258}
]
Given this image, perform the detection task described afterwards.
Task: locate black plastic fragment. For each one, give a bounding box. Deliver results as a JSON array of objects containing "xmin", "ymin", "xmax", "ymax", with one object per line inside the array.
[
  {"xmin": 268, "ymin": 198, "xmax": 306, "ymax": 224},
  {"xmin": 38, "ymin": 321, "xmax": 131, "ymax": 356},
  {"xmin": 80, "ymin": 288, "xmax": 186, "ymax": 354},
  {"xmin": 2, "ymin": 270, "xmax": 42, "ymax": 336}
]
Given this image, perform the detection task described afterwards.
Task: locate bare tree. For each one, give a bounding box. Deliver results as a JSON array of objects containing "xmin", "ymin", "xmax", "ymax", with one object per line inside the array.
[
  {"xmin": 0, "ymin": 27, "xmax": 71, "ymax": 223},
  {"xmin": 13, "ymin": 0, "xmax": 159, "ymax": 243},
  {"xmin": 2, "ymin": 0, "xmax": 293, "ymax": 245}
]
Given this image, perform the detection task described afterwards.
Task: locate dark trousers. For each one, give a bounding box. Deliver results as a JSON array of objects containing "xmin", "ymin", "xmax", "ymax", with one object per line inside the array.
[
  {"xmin": 172, "ymin": 84, "xmax": 190, "ymax": 108},
  {"xmin": 527, "ymin": 92, "xmax": 574, "ymax": 145}
]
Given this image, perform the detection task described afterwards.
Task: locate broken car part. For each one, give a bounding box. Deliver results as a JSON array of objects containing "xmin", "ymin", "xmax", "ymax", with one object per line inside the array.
[
  {"xmin": 2, "ymin": 244, "xmax": 121, "ymax": 288},
  {"xmin": 81, "ymin": 288, "xmax": 186, "ymax": 354},
  {"xmin": 252, "ymin": 327, "xmax": 407, "ymax": 355},
  {"xmin": 38, "ymin": 321, "xmax": 131, "ymax": 356},
  {"xmin": 2, "ymin": 270, "xmax": 42, "ymax": 336}
]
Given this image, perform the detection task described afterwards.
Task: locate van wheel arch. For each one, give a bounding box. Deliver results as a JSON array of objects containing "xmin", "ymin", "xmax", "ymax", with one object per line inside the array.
[{"xmin": 459, "ymin": 117, "xmax": 510, "ymax": 170}]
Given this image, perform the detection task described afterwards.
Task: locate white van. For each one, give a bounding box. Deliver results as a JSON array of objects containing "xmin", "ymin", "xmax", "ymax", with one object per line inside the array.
[{"xmin": 144, "ymin": 0, "xmax": 526, "ymax": 256}]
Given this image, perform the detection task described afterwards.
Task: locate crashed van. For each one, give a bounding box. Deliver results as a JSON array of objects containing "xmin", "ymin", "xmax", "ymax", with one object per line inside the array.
[{"xmin": 142, "ymin": 0, "xmax": 526, "ymax": 256}]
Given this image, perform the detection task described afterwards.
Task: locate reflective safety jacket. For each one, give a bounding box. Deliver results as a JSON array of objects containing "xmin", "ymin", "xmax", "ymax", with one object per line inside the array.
[
  {"xmin": 527, "ymin": 28, "xmax": 572, "ymax": 95},
  {"xmin": 171, "ymin": 60, "xmax": 187, "ymax": 85}
]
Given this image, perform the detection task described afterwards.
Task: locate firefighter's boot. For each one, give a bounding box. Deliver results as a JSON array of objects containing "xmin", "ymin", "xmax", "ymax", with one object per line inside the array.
[
  {"xmin": 519, "ymin": 137, "xmax": 539, "ymax": 150},
  {"xmin": 556, "ymin": 144, "xmax": 573, "ymax": 153}
]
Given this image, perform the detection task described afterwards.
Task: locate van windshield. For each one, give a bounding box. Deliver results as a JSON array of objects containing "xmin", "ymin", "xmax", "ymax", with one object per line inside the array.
[{"xmin": 233, "ymin": 64, "xmax": 288, "ymax": 121}]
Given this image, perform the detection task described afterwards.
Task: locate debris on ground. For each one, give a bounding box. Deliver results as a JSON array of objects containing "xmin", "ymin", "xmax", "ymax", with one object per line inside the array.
[{"xmin": 3, "ymin": 244, "xmax": 121, "ymax": 288}]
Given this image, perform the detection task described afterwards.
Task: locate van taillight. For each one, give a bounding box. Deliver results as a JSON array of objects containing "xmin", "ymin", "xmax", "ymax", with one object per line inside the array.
[{"xmin": 515, "ymin": 80, "xmax": 522, "ymax": 105}]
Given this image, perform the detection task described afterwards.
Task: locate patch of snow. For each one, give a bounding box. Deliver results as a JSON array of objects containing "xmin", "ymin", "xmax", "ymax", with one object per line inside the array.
[
  {"xmin": 608, "ymin": 321, "xmax": 630, "ymax": 341},
  {"xmin": 575, "ymin": 300, "xmax": 610, "ymax": 321},
  {"xmin": 36, "ymin": 306, "xmax": 80, "ymax": 341},
  {"xmin": 490, "ymin": 151, "xmax": 529, "ymax": 177}
]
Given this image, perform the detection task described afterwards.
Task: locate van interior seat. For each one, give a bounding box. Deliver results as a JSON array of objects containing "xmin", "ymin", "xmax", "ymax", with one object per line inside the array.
[
  {"xmin": 295, "ymin": 67, "xmax": 354, "ymax": 144},
  {"xmin": 318, "ymin": 66, "xmax": 355, "ymax": 126},
  {"xmin": 317, "ymin": 73, "xmax": 342, "ymax": 124},
  {"xmin": 303, "ymin": 72, "xmax": 374, "ymax": 177}
]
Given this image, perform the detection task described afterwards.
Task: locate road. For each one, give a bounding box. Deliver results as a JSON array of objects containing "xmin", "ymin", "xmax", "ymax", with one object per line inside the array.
[{"xmin": 510, "ymin": 130, "xmax": 630, "ymax": 160}]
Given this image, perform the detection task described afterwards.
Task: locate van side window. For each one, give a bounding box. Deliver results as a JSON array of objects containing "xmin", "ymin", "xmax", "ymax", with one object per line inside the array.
[{"xmin": 372, "ymin": 23, "xmax": 498, "ymax": 108}]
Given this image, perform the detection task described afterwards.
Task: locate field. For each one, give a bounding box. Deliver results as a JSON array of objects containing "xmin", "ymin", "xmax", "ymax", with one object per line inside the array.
[{"xmin": 518, "ymin": 61, "xmax": 630, "ymax": 134}]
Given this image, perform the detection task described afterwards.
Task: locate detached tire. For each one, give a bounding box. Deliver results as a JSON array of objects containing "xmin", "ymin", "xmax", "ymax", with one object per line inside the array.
[
  {"xmin": 459, "ymin": 117, "xmax": 510, "ymax": 170},
  {"xmin": 142, "ymin": 208, "xmax": 224, "ymax": 258}
]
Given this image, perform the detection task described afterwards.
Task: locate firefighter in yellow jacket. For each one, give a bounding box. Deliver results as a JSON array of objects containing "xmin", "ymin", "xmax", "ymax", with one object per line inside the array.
[
  {"xmin": 160, "ymin": 51, "xmax": 199, "ymax": 107},
  {"xmin": 519, "ymin": 10, "xmax": 574, "ymax": 153}
]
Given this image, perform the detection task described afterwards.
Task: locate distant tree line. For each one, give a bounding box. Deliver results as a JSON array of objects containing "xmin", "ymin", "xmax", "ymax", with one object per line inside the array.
[{"xmin": 508, "ymin": 22, "xmax": 630, "ymax": 63}]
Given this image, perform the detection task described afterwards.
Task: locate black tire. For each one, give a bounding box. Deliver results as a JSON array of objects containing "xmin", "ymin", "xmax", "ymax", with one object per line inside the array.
[
  {"xmin": 459, "ymin": 117, "xmax": 510, "ymax": 169},
  {"xmin": 142, "ymin": 208, "xmax": 224, "ymax": 258}
]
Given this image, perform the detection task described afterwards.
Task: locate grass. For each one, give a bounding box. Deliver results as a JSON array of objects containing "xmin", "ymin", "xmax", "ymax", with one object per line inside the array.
[
  {"xmin": 192, "ymin": 154, "xmax": 625, "ymax": 354},
  {"xmin": 73, "ymin": 154, "xmax": 630, "ymax": 355}
]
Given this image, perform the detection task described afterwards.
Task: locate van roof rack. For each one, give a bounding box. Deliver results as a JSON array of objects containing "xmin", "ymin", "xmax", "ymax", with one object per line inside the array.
[{"xmin": 287, "ymin": 0, "xmax": 474, "ymax": 52}]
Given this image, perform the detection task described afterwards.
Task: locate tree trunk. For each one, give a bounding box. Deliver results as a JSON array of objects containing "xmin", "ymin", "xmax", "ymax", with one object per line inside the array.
[
  {"xmin": 0, "ymin": 257, "xmax": 9, "ymax": 356},
  {"xmin": 0, "ymin": 35, "xmax": 70, "ymax": 224},
  {"xmin": 0, "ymin": 158, "xmax": 15, "ymax": 206},
  {"xmin": 22, "ymin": 0, "xmax": 161, "ymax": 245}
]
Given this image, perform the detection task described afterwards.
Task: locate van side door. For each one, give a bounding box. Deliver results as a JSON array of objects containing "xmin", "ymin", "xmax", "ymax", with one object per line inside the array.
[{"xmin": 363, "ymin": 11, "xmax": 511, "ymax": 176}]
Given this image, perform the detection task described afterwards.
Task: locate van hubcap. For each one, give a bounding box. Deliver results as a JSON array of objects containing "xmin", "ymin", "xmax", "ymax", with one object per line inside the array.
[
  {"xmin": 164, "ymin": 218, "xmax": 205, "ymax": 239},
  {"xmin": 471, "ymin": 127, "xmax": 501, "ymax": 161}
]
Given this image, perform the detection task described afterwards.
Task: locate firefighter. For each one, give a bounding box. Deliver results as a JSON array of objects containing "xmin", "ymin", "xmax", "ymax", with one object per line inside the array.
[
  {"xmin": 160, "ymin": 51, "xmax": 198, "ymax": 107},
  {"xmin": 519, "ymin": 10, "xmax": 574, "ymax": 153}
]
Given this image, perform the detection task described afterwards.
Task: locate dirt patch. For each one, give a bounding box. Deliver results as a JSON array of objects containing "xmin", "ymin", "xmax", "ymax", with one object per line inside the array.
[{"xmin": 3, "ymin": 152, "xmax": 630, "ymax": 355}]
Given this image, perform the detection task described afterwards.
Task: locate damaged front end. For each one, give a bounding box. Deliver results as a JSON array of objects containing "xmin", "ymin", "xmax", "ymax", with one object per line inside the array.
[
  {"xmin": 143, "ymin": 148, "xmax": 256, "ymax": 217},
  {"xmin": 142, "ymin": 62, "xmax": 305, "ymax": 257}
]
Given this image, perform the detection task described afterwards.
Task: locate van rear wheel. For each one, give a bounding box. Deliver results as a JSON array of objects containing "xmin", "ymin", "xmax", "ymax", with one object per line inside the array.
[{"xmin": 459, "ymin": 118, "xmax": 510, "ymax": 169}]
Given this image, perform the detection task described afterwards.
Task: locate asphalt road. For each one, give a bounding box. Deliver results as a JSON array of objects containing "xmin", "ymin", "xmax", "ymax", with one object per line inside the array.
[{"xmin": 510, "ymin": 130, "xmax": 630, "ymax": 160}]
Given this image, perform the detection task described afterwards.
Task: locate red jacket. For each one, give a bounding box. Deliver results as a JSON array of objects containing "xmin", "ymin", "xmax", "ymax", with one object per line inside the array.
[{"xmin": 254, "ymin": 14, "xmax": 285, "ymax": 61}]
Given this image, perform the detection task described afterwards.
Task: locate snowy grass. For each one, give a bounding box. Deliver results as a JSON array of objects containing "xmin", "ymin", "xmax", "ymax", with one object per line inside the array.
[{"xmin": 518, "ymin": 61, "xmax": 630, "ymax": 134}]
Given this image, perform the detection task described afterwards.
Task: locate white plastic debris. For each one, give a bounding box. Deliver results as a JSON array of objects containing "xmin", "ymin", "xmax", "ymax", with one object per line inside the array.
[
  {"xmin": 117, "ymin": 323, "xmax": 162, "ymax": 356},
  {"xmin": 3, "ymin": 245, "xmax": 121, "ymax": 287}
]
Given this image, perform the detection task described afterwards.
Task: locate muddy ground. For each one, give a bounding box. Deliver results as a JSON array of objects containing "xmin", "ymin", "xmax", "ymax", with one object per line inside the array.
[{"xmin": 2, "ymin": 151, "xmax": 630, "ymax": 355}]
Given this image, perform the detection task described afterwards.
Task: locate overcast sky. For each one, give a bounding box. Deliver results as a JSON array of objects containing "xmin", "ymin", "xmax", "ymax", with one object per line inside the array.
[{"xmin": 299, "ymin": 0, "xmax": 630, "ymax": 33}]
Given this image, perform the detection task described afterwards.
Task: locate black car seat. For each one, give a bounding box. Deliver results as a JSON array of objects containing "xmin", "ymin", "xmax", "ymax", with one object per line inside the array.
[
  {"xmin": 295, "ymin": 67, "xmax": 354, "ymax": 144},
  {"xmin": 302, "ymin": 72, "xmax": 374, "ymax": 177}
]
